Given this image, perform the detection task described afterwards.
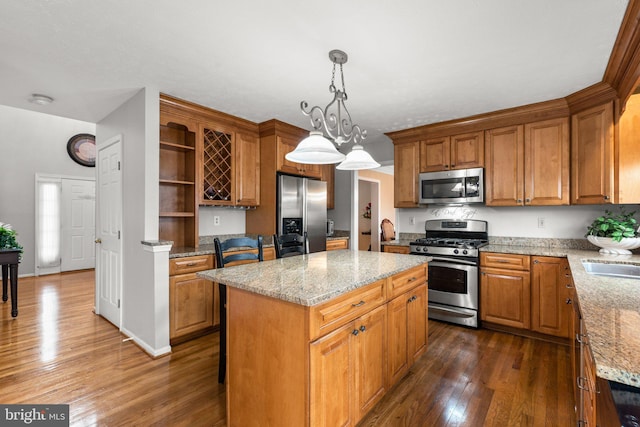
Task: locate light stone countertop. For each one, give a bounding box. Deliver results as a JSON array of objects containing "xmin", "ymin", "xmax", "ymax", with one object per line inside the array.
[
  {"xmin": 482, "ymin": 244, "xmax": 640, "ymax": 387},
  {"xmin": 197, "ymin": 250, "xmax": 430, "ymax": 306}
]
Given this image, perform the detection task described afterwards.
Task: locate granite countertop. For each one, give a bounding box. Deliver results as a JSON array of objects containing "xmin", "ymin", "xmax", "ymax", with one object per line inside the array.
[
  {"xmin": 169, "ymin": 235, "xmax": 349, "ymax": 259},
  {"xmin": 482, "ymin": 244, "xmax": 640, "ymax": 387},
  {"xmin": 197, "ymin": 250, "xmax": 429, "ymax": 306}
]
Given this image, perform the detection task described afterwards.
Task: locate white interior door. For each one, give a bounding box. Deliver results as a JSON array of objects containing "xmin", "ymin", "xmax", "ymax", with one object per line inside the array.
[
  {"xmin": 61, "ymin": 179, "xmax": 95, "ymax": 271},
  {"xmin": 96, "ymin": 136, "xmax": 122, "ymax": 327}
]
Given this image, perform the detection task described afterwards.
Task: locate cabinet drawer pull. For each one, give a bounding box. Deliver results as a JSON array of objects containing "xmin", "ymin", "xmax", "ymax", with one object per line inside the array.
[
  {"xmin": 495, "ymin": 259, "xmax": 510, "ymax": 263},
  {"xmin": 577, "ymin": 376, "xmax": 589, "ymax": 391},
  {"xmin": 185, "ymin": 262, "xmax": 197, "ymax": 267},
  {"xmin": 408, "ymin": 277, "xmax": 417, "ymax": 282},
  {"xmin": 351, "ymin": 300, "xmax": 366, "ymax": 308}
]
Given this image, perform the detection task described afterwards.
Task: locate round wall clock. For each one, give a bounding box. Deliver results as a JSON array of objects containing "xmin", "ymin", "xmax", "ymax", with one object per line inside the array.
[{"xmin": 66, "ymin": 133, "xmax": 96, "ymax": 167}]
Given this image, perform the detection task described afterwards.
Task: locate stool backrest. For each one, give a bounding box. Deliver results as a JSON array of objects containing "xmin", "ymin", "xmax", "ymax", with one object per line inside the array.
[
  {"xmin": 214, "ymin": 236, "xmax": 263, "ymax": 268},
  {"xmin": 273, "ymin": 232, "xmax": 308, "ymax": 259}
]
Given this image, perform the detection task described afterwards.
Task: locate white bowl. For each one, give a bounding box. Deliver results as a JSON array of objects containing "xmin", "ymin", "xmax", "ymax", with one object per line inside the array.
[{"xmin": 587, "ymin": 235, "xmax": 640, "ymax": 255}]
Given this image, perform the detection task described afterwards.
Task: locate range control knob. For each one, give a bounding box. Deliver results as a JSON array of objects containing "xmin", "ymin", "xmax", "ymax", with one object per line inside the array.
[
  {"xmin": 463, "ymin": 249, "xmax": 468, "ymax": 255},
  {"xmin": 414, "ymin": 247, "xmax": 421, "ymax": 252},
  {"xmin": 453, "ymin": 249, "xmax": 459, "ymax": 254}
]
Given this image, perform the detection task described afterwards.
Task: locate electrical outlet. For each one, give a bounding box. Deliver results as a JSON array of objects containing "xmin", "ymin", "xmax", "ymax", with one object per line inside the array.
[
  {"xmin": 214, "ymin": 216, "xmax": 220, "ymax": 226},
  {"xmin": 410, "ymin": 216, "xmax": 415, "ymax": 225},
  {"xmin": 537, "ymin": 217, "xmax": 545, "ymax": 228}
]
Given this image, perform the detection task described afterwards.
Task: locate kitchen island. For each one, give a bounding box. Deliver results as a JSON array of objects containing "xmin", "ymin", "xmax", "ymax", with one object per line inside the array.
[{"xmin": 198, "ymin": 250, "xmax": 429, "ymax": 427}]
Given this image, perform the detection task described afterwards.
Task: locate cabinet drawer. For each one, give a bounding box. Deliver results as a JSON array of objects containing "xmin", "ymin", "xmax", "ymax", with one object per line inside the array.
[
  {"xmin": 480, "ymin": 252, "xmax": 530, "ymax": 270},
  {"xmin": 169, "ymin": 255, "xmax": 214, "ymax": 276},
  {"xmin": 388, "ymin": 264, "xmax": 427, "ymax": 298},
  {"xmin": 326, "ymin": 239, "xmax": 349, "ymax": 251},
  {"xmin": 383, "ymin": 245, "xmax": 410, "ymax": 254},
  {"xmin": 309, "ymin": 279, "xmax": 386, "ymax": 341}
]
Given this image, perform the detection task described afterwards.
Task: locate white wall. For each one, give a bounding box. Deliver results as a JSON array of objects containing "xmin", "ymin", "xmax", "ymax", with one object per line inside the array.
[
  {"xmin": 397, "ymin": 204, "xmax": 640, "ymax": 238},
  {"xmin": 0, "ymin": 105, "xmax": 95, "ymax": 275},
  {"xmin": 96, "ymin": 87, "xmax": 168, "ymax": 353},
  {"xmin": 199, "ymin": 206, "xmax": 246, "ymax": 236},
  {"xmin": 330, "ymin": 169, "xmax": 353, "ymax": 230}
]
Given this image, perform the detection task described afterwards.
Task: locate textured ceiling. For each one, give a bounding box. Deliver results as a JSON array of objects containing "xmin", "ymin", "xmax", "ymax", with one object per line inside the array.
[{"xmin": 0, "ymin": 0, "xmax": 629, "ymax": 148}]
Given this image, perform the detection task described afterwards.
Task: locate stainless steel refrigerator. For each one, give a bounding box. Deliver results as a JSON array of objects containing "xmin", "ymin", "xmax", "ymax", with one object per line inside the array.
[{"xmin": 277, "ymin": 174, "xmax": 327, "ymax": 253}]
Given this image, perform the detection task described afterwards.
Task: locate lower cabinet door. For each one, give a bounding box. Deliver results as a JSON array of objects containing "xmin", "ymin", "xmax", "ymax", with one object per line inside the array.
[
  {"xmin": 310, "ymin": 322, "xmax": 356, "ymax": 427},
  {"xmin": 355, "ymin": 305, "xmax": 387, "ymax": 419},
  {"xmin": 169, "ymin": 273, "xmax": 214, "ymax": 339},
  {"xmin": 387, "ymin": 292, "xmax": 409, "ymax": 386},
  {"xmin": 480, "ymin": 267, "xmax": 531, "ymax": 329},
  {"xmin": 407, "ymin": 284, "xmax": 428, "ymax": 363}
]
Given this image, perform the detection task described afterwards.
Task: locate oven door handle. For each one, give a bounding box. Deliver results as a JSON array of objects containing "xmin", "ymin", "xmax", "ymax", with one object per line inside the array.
[{"xmin": 428, "ymin": 256, "xmax": 478, "ymax": 266}]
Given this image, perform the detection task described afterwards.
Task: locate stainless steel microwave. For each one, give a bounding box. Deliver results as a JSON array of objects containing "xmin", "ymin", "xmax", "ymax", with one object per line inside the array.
[{"xmin": 419, "ymin": 167, "xmax": 484, "ymax": 205}]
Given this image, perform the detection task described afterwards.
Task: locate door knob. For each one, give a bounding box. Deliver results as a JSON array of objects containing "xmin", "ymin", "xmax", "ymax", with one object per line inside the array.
[{"xmin": 95, "ymin": 238, "xmax": 102, "ymax": 244}]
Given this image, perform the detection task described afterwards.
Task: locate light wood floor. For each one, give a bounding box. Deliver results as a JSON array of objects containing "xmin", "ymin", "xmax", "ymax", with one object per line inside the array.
[{"xmin": 0, "ymin": 270, "xmax": 575, "ymax": 426}]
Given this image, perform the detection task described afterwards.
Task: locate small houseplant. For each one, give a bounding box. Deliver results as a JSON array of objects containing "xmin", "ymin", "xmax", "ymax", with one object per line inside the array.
[
  {"xmin": 585, "ymin": 209, "xmax": 640, "ymax": 254},
  {"xmin": 0, "ymin": 222, "xmax": 23, "ymax": 259}
]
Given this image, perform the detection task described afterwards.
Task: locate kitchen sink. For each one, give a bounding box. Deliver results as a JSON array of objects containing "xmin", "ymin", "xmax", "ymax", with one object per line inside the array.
[{"xmin": 582, "ymin": 260, "xmax": 640, "ymax": 280}]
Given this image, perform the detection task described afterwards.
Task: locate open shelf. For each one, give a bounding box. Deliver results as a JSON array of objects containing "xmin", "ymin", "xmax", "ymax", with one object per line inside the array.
[{"xmin": 160, "ymin": 179, "xmax": 196, "ymax": 186}]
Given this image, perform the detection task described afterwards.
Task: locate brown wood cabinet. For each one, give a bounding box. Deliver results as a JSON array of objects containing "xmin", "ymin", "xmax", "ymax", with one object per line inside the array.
[
  {"xmin": 311, "ymin": 304, "xmax": 387, "ymax": 426},
  {"xmin": 570, "ymin": 287, "xmax": 620, "ymax": 426},
  {"xmin": 326, "ymin": 238, "xmax": 349, "ymax": 251},
  {"xmin": 169, "ymin": 255, "xmax": 215, "ymax": 343},
  {"xmin": 159, "ymin": 94, "xmax": 261, "ymax": 246},
  {"xmin": 530, "ymin": 256, "xmax": 572, "ymax": 338},
  {"xmin": 571, "ymin": 102, "xmax": 615, "ymax": 205},
  {"xmin": 394, "ymin": 142, "xmax": 420, "ymax": 208},
  {"xmin": 159, "ymin": 111, "xmax": 198, "ymax": 247},
  {"xmin": 321, "ymin": 164, "xmax": 335, "ymax": 209},
  {"xmin": 485, "ymin": 118, "xmax": 569, "ymax": 206},
  {"xmin": 387, "ymin": 283, "xmax": 427, "ymax": 386},
  {"xmin": 199, "ymin": 123, "xmax": 260, "ymax": 207},
  {"xmin": 480, "ymin": 253, "xmax": 531, "ymax": 329},
  {"xmin": 226, "ymin": 262, "xmax": 428, "ymax": 426},
  {"xmin": 383, "ymin": 245, "xmax": 410, "ymax": 254},
  {"xmin": 420, "ymin": 131, "xmax": 484, "ymax": 172}
]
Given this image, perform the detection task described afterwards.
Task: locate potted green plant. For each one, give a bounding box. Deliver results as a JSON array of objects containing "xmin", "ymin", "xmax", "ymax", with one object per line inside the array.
[
  {"xmin": 585, "ymin": 208, "xmax": 640, "ymax": 254},
  {"xmin": 0, "ymin": 222, "xmax": 23, "ymax": 259}
]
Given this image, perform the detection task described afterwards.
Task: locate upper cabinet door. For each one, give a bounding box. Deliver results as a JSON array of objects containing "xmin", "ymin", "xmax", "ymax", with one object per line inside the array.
[
  {"xmin": 450, "ymin": 131, "xmax": 484, "ymax": 170},
  {"xmin": 235, "ymin": 132, "xmax": 260, "ymax": 206},
  {"xmin": 485, "ymin": 125, "xmax": 524, "ymax": 206},
  {"xmin": 420, "ymin": 137, "xmax": 450, "ymax": 172},
  {"xmin": 419, "ymin": 132, "xmax": 484, "ymax": 172},
  {"xmin": 571, "ymin": 102, "xmax": 614, "ymax": 205},
  {"xmin": 524, "ymin": 117, "xmax": 570, "ymax": 206},
  {"xmin": 394, "ymin": 142, "xmax": 420, "ymax": 208}
]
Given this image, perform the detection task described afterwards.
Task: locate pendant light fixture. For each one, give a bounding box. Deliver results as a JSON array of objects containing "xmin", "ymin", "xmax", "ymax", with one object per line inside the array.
[{"xmin": 286, "ymin": 49, "xmax": 380, "ymax": 170}]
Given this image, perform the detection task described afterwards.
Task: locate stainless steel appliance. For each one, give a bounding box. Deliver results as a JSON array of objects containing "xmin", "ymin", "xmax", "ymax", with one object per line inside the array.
[
  {"xmin": 410, "ymin": 219, "xmax": 488, "ymax": 328},
  {"xmin": 277, "ymin": 174, "xmax": 327, "ymax": 253},
  {"xmin": 326, "ymin": 219, "xmax": 334, "ymax": 237},
  {"xmin": 419, "ymin": 167, "xmax": 484, "ymax": 205}
]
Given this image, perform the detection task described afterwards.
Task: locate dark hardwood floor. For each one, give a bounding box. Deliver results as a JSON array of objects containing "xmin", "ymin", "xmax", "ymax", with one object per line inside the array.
[{"xmin": 0, "ymin": 270, "xmax": 575, "ymax": 426}]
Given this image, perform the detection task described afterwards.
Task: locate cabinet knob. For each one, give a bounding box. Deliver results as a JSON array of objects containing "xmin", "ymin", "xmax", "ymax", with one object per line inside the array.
[
  {"xmin": 352, "ymin": 329, "xmax": 359, "ymax": 336},
  {"xmin": 566, "ymin": 298, "xmax": 572, "ymax": 305},
  {"xmin": 451, "ymin": 164, "xmax": 455, "ymax": 168},
  {"xmin": 604, "ymin": 195, "xmax": 610, "ymax": 200},
  {"xmin": 359, "ymin": 325, "xmax": 366, "ymax": 332},
  {"xmin": 516, "ymin": 199, "xmax": 522, "ymax": 203},
  {"xmin": 525, "ymin": 198, "xmax": 530, "ymax": 203},
  {"xmin": 533, "ymin": 260, "xmax": 539, "ymax": 264}
]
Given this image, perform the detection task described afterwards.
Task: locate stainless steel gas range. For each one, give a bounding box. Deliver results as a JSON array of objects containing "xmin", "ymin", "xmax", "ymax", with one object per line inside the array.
[{"xmin": 410, "ymin": 219, "xmax": 488, "ymax": 328}]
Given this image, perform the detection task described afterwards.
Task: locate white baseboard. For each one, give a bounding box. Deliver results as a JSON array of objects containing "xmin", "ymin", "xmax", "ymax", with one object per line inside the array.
[{"xmin": 120, "ymin": 326, "xmax": 172, "ymax": 358}]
